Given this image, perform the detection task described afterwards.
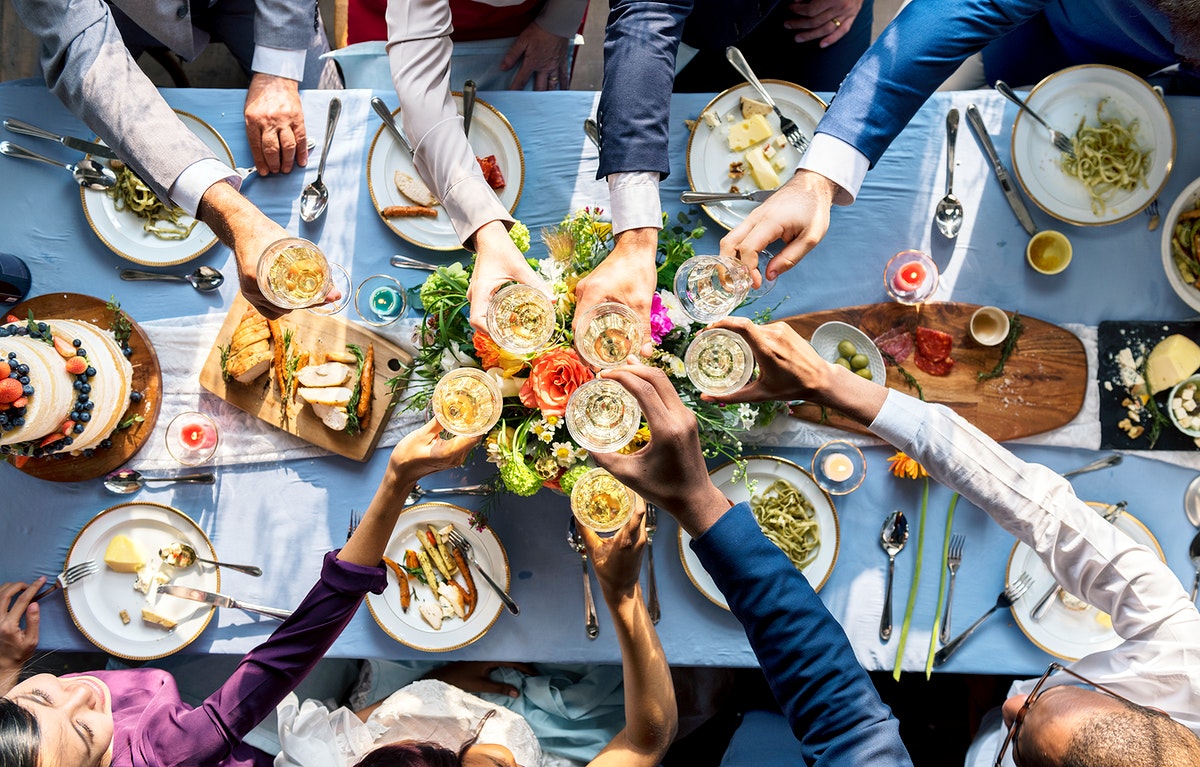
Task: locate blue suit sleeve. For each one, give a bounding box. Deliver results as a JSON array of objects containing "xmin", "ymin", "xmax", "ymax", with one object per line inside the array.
[
  {"xmin": 595, "ymin": 0, "xmax": 692, "ymax": 179},
  {"xmin": 692, "ymin": 503, "xmax": 913, "ymax": 766},
  {"xmin": 818, "ymin": 0, "xmax": 1047, "ymax": 166}
]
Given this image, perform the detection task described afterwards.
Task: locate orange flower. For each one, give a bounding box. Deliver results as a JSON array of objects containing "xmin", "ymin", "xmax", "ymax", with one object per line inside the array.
[
  {"xmin": 887, "ymin": 451, "xmax": 928, "ymax": 479},
  {"xmin": 519, "ymin": 348, "xmax": 592, "ymax": 417},
  {"xmin": 473, "ymin": 330, "xmax": 527, "ymax": 377}
]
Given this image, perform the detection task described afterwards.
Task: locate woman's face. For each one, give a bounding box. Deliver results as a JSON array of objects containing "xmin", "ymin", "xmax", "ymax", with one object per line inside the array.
[
  {"xmin": 463, "ymin": 742, "xmax": 524, "ymax": 767},
  {"xmin": 4, "ymin": 673, "xmax": 114, "ymax": 767}
]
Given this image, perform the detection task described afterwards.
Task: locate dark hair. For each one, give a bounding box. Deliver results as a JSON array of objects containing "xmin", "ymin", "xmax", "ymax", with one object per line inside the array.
[
  {"xmin": 0, "ymin": 697, "xmax": 39, "ymax": 767},
  {"xmin": 1059, "ymin": 701, "xmax": 1200, "ymax": 767},
  {"xmin": 352, "ymin": 741, "xmax": 460, "ymax": 767}
]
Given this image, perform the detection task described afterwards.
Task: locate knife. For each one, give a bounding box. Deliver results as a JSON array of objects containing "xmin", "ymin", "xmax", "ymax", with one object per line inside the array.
[
  {"xmin": 681, "ymin": 189, "xmax": 774, "ymax": 204},
  {"xmin": 370, "ymin": 97, "xmax": 415, "ymax": 158},
  {"xmin": 158, "ymin": 585, "xmax": 292, "ymax": 620},
  {"xmin": 965, "ymin": 104, "xmax": 1038, "ymax": 236},
  {"xmin": 462, "ymin": 80, "xmax": 477, "ymax": 138},
  {"xmin": 4, "ymin": 118, "xmax": 119, "ymax": 160}
]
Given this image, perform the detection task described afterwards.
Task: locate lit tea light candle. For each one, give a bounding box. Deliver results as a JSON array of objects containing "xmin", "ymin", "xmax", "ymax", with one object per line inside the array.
[
  {"xmin": 892, "ymin": 262, "xmax": 927, "ymax": 293},
  {"xmin": 822, "ymin": 452, "xmax": 855, "ymax": 483},
  {"xmin": 370, "ymin": 286, "xmax": 403, "ymax": 319},
  {"xmin": 180, "ymin": 419, "xmax": 217, "ymax": 450}
]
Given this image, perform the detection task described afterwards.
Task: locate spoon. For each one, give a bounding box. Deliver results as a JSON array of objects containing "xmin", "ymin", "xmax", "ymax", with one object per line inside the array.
[
  {"xmin": 1189, "ymin": 531, "xmax": 1200, "ymax": 601},
  {"xmin": 390, "ymin": 254, "xmax": 437, "ymax": 272},
  {"xmin": 299, "ymin": 97, "xmax": 341, "ymax": 223},
  {"xmin": 103, "ymin": 468, "xmax": 215, "ymax": 494},
  {"xmin": 371, "ymin": 97, "xmax": 415, "ymax": 157},
  {"xmin": 879, "ymin": 510, "xmax": 909, "ymax": 642},
  {"xmin": 1185, "ymin": 475, "xmax": 1200, "ymax": 528},
  {"xmin": 935, "ymin": 108, "xmax": 963, "ymax": 239},
  {"xmin": 1060, "ymin": 453, "xmax": 1122, "ymax": 479},
  {"xmin": 462, "ymin": 80, "xmax": 477, "ymax": 138},
  {"xmin": 583, "ymin": 118, "xmax": 601, "ymax": 150},
  {"xmin": 119, "ymin": 265, "xmax": 224, "ymax": 292},
  {"xmin": 0, "ymin": 141, "xmax": 116, "ymax": 189},
  {"xmin": 163, "ymin": 541, "xmax": 263, "ymax": 577}
]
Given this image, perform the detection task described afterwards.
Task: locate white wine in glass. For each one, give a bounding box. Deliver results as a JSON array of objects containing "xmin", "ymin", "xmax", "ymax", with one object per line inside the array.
[
  {"xmin": 575, "ymin": 302, "xmax": 642, "ymax": 369},
  {"xmin": 565, "ymin": 378, "xmax": 641, "ymax": 453},
  {"xmin": 431, "ymin": 368, "xmax": 502, "ymax": 437},
  {"xmin": 673, "ymin": 254, "xmax": 753, "ymax": 323},
  {"xmin": 487, "ymin": 283, "xmax": 556, "ymax": 354},
  {"xmin": 571, "ymin": 468, "xmax": 633, "ymax": 533},
  {"xmin": 257, "ymin": 237, "xmax": 331, "ymax": 309},
  {"xmin": 684, "ymin": 328, "xmax": 754, "ymax": 396}
]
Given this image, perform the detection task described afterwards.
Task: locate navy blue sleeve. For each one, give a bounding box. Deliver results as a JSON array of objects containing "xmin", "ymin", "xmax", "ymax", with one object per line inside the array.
[{"xmin": 693, "ymin": 503, "xmax": 913, "ymax": 766}]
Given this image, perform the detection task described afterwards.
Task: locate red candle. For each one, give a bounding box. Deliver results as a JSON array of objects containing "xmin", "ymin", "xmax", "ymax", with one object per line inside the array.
[
  {"xmin": 180, "ymin": 419, "xmax": 217, "ymax": 450},
  {"xmin": 892, "ymin": 261, "xmax": 927, "ymax": 293}
]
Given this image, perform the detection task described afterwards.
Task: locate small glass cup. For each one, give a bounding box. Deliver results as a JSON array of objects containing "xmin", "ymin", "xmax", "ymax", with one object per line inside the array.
[
  {"xmin": 684, "ymin": 328, "xmax": 755, "ymax": 396},
  {"xmin": 575, "ymin": 302, "xmax": 642, "ymax": 369},
  {"xmin": 165, "ymin": 411, "xmax": 220, "ymax": 466},
  {"xmin": 883, "ymin": 249, "xmax": 939, "ymax": 305},
  {"xmin": 486, "ymin": 283, "xmax": 556, "ymax": 354},
  {"xmin": 354, "ymin": 274, "xmax": 408, "ymax": 326},
  {"xmin": 565, "ymin": 378, "xmax": 642, "ymax": 453},
  {"xmin": 812, "ymin": 440, "xmax": 866, "ymax": 495},
  {"xmin": 256, "ymin": 237, "xmax": 332, "ymax": 310},
  {"xmin": 431, "ymin": 368, "xmax": 503, "ymax": 437},
  {"xmin": 307, "ymin": 263, "xmax": 351, "ymax": 316},
  {"xmin": 570, "ymin": 468, "xmax": 634, "ymax": 533},
  {"xmin": 673, "ymin": 254, "xmax": 753, "ymax": 323}
]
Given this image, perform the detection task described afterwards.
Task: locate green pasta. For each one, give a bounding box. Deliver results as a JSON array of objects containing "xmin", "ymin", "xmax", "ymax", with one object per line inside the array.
[
  {"xmin": 107, "ymin": 163, "xmax": 198, "ymax": 240},
  {"xmin": 749, "ymin": 479, "xmax": 821, "ymax": 571},
  {"xmin": 1060, "ymin": 100, "xmax": 1152, "ymax": 217}
]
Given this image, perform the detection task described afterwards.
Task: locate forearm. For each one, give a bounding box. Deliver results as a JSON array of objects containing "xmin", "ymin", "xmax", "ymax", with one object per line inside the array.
[
  {"xmin": 338, "ymin": 461, "xmax": 417, "ymax": 567},
  {"xmin": 253, "ymin": 0, "xmax": 318, "ymax": 53}
]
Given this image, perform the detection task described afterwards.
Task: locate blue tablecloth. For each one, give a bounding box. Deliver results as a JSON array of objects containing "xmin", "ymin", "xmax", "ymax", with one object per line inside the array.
[{"xmin": 1, "ymin": 79, "xmax": 1198, "ymax": 675}]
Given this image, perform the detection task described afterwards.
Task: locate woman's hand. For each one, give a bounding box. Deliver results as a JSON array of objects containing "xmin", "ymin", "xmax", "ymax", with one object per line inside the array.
[
  {"xmin": 0, "ymin": 579, "xmax": 43, "ymax": 695},
  {"xmin": 784, "ymin": 0, "xmax": 864, "ymax": 47},
  {"xmin": 388, "ymin": 418, "xmax": 480, "ymax": 489},
  {"xmin": 425, "ymin": 661, "xmax": 537, "ymax": 698},
  {"xmin": 583, "ymin": 501, "xmax": 646, "ymax": 599}
]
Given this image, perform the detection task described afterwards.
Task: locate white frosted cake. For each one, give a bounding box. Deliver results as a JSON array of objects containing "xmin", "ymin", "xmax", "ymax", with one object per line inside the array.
[{"xmin": 0, "ymin": 317, "xmax": 134, "ymax": 459}]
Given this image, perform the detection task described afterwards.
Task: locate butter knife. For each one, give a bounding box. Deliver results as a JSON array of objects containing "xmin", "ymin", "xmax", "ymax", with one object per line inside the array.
[
  {"xmin": 4, "ymin": 118, "xmax": 118, "ymax": 160},
  {"xmin": 370, "ymin": 97, "xmax": 415, "ymax": 157},
  {"xmin": 681, "ymin": 189, "xmax": 774, "ymax": 204},
  {"xmin": 462, "ymin": 80, "xmax": 477, "ymax": 138},
  {"xmin": 964, "ymin": 104, "xmax": 1038, "ymax": 237},
  {"xmin": 158, "ymin": 585, "xmax": 292, "ymax": 620}
]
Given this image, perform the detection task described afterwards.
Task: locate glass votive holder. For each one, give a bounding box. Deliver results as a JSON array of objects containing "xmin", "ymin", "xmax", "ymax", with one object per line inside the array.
[
  {"xmin": 486, "ymin": 283, "xmax": 556, "ymax": 354},
  {"xmin": 570, "ymin": 468, "xmax": 634, "ymax": 533},
  {"xmin": 812, "ymin": 440, "xmax": 866, "ymax": 495},
  {"xmin": 574, "ymin": 302, "xmax": 642, "ymax": 369},
  {"xmin": 166, "ymin": 411, "xmax": 220, "ymax": 466},
  {"xmin": 431, "ymin": 367, "xmax": 503, "ymax": 438},
  {"xmin": 684, "ymin": 327, "xmax": 755, "ymax": 396},
  {"xmin": 565, "ymin": 378, "xmax": 641, "ymax": 453},
  {"xmin": 883, "ymin": 249, "xmax": 938, "ymax": 305},
  {"xmin": 256, "ymin": 237, "xmax": 331, "ymax": 309},
  {"xmin": 307, "ymin": 262, "xmax": 351, "ymax": 316},
  {"xmin": 354, "ymin": 274, "xmax": 408, "ymax": 326}
]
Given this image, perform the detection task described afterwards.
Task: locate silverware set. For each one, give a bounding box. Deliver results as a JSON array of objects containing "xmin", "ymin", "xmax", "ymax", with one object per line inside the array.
[
  {"xmin": 0, "ymin": 117, "xmax": 118, "ymax": 189},
  {"xmin": 567, "ymin": 517, "xmax": 600, "ymax": 639}
]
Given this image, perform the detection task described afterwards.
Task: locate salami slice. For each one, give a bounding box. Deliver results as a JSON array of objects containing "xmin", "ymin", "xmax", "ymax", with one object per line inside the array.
[
  {"xmin": 874, "ymin": 327, "xmax": 914, "ymax": 365},
  {"xmin": 914, "ymin": 353, "xmax": 955, "ymax": 376},
  {"xmin": 915, "ymin": 327, "xmax": 953, "ymax": 361},
  {"xmin": 476, "ymin": 155, "xmax": 507, "ymax": 190}
]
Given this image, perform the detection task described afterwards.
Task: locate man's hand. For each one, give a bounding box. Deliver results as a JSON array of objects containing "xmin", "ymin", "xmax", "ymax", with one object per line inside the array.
[
  {"xmin": 784, "ymin": 0, "xmax": 864, "ymax": 47},
  {"xmin": 583, "ymin": 500, "xmax": 646, "ymax": 598},
  {"xmin": 425, "ymin": 661, "xmax": 537, "ymax": 698},
  {"xmin": 573, "ymin": 228, "xmax": 658, "ymax": 357},
  {"xmin": 0, "ymin": 579, "xmax": 42, "ymax": 695},
  {"xmin": 387, "ymin": 418, "xmax": 480, "ymax": 489},
  {"xmin": 244, "ymin": 73, "xmax": 308, "ymax": 175},
  {"xmin": 467, "ymin": 221, "xmax": 551, "ymax": 334},
  {"xmin": 719, "ymin": 169, "xmax": 837, "ymax": 282},
  {"xmin": 500, "ymin": 22, "xmax": 571, "ymax": 90}
]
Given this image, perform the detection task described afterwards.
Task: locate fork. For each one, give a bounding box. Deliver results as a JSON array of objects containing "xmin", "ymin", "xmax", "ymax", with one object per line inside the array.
[
  {"xmin": 939, "ymin": 534, "xmax": 965, "ymax": 643},
  {"xmin": 725, "ymin": 47, "xmax": 809, "ymax": 153},
  {"xmin": 995, "ymin": 81, "xmax": 1076, "ymax": 158},
  {"xmin": 934, "ymin": 573, "xmax": 1033, "ymax": 666},
  {"xmin": 346, "ymin": 509, "xmax": 360, "ymax": 542},
  {"xmin": 32, "ymin": 560, "xmax": 99, "ymax": 603},
  {"xmin": 567, "ymin": 518, "xmax": 600, "ymax": 639},
  {"xmin": 446, "ymin": 528, "xmax": 519, "ymax": 615},
  {"xmin": 1147, "ymin": 198, "xmax": 1161, "ymax": 231},
  {"xmin": 645, "ymin": 504, "xmax": 660, "ymax": 624}
]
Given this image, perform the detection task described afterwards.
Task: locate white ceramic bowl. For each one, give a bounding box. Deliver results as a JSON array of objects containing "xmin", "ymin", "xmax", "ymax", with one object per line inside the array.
[
  {"xmin": 1167, "ymin": 374, "xmax": 1200, "ymax": 438},
  {"xmin": 1160, "ymin": 176, "xmax": 1200, "ymax": 313},
  {"xmin": 809, "ymin": 321, "xmax": 885, "ymax": 385}
]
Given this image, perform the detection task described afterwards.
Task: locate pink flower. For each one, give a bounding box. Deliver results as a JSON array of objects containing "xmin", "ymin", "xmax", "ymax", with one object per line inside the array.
[{"xmin": 649, "ymin": 292, "xmax": 674, "ymax": 345}]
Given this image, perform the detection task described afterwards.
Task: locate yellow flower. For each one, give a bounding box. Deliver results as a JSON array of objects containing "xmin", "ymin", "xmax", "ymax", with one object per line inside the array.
[
  {"xmin": 618, "ymin": 425, "xmax": 652, "ymax": 455},
  {"xmin": 887, "ymin": 451, "xmax": 928, "ymax": 479}
]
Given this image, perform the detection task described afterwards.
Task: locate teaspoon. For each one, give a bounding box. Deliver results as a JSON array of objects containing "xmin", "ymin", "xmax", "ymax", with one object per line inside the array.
[
  {"xmin": 934, "ymin": 109, "xmax": 963, "ymax": 239},
  {"xmin": 103, "ymin": 468, "xmax": 215, "ymax": 494},
  {"xmin": 299, "ymin": 97, "xmax": 341, "ymax": 223},
  {"xmin": 162, "ymin": 541, "xmax": 263, "ymax": 577},
  {"xmin": 1185, "ymin": 475, "xmax": 1200, "ymax": 528},
  {"xmin": 119, "ymin": 265, "xmax": 224, "ymax": 292},
  {"xmin": 0, "ymin": 141, "xmax": 116, "ymax": 190},
  {"xmin": 879, "ymin": 510, "xmax": 909, "ymax": 642}
]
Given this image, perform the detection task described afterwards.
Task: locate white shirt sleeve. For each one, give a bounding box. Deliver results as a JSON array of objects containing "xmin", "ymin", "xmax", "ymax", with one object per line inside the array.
[
  {"xmin": 169, "ymin": 159, "xmax": 242, "ymax": 218},
  {"xmin": 251, "ymin": 45, "xmax": 307, "ymax": 82},
  {"xmin": 798, "ymin": 132, "xmax": 869, "ymax": 205},
  {"xmin": 607, "ymin": 171, "xmax": 662, "ymax": 234}
]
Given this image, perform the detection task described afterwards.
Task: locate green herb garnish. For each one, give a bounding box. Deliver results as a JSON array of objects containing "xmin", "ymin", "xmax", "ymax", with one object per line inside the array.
[
  {"xmin": 106, "ymin": 297, "xmax": 133, "ymax": 346},
  {"xmin": 977, "ymin": 313, "xmax": 1024, "ymax": 382},
  {"xmin": 882, "ymin": 350, "xmax": 925, "ymax": 401},
  {"xmin": 345, "ymin": 344, "xmax": 367, "ymax": 435}
]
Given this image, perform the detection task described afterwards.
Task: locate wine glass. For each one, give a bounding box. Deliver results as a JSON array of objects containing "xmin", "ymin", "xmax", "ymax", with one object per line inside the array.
[
  {"xmin": 883, "ymin": 249, "xmax": 939, "ymax": 305},
  {"xmin": 165, "ymin": 411, "xmax": 220, "ymax": 466},
  {"xmin": 565, "ymin": 378, "xmax": 641, "ymax": 453},
  {"xmin": 684, "ymin": 328, "xmax": 755, "ymax": 396},
  {"xmin": 431, "ymin": 368, "xmax": 502, "ymax": 437},
  {"xmin": 575, "ymin": 302, "xmax": 642, "ymax": 369},
  {"xmin": 307, "ymin": 263, "xmax": 351, "ymax": 316},
  {"xmin": 486, "ymin": 283, "xmax": 556, "ymax": 354},
  {"xmin": 673, "ymin": 251, "xmax": 775, "ymax": 324},
  {"xmin": 812, "ymin": 440, "xmax": 866, "ymax": 495},
  {"xmin": 256, "ymin": 237, "xmax": 332, "ymax": 310},
  {"xmin": 354, "ymin": 274, "xmax": 408, "ymax": 326},
  {"xmin": 570, "ymin": 468, "xmax": 634, "ymax": 534}
]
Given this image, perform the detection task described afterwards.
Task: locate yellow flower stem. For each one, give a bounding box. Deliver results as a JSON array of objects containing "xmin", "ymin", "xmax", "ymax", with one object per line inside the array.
[
  {"xmin": 892, "ymin": 476, "xmax": 928, "ymax": 682},
  {"xmin": 925, "ymin": 492, "xmax": 960, "ymax": 679}
]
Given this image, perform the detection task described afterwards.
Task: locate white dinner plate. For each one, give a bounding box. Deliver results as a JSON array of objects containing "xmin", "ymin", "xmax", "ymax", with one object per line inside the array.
[
  {"xmin": 1160, "ymin": 175, "xmax": 1200, "ymax": 312},
  {"xmin": 366, "ymin": 502, "xmax": 508, "ymax": 651},
  {"xmin": 79, "ymin": 111, "xmax": 233, "ymax": 266},
  {"xmin": 685, "ymin": 80, "xmax": 827, "ymax": 232},
  {"xmin": 809, "ymin": 320, "xmax": 886, "ymax": 386},
  {"xmin": 367, "ymin": 95, "xmax": 524, "ymax": 251},
  {"xmin": 1011, "ymin": 65, "xmax": 1174, "ymax": 226},
  {"xmin": 63, "ymin": 501, "xmax": 218, "ymax": 660},
  {"xmin": 678, "ymin": 456, "xmax": 839, "ymax": 610},
  {"xmin": 1006, "ymin": 503, "xmax": 1163, "ymax": 661}
]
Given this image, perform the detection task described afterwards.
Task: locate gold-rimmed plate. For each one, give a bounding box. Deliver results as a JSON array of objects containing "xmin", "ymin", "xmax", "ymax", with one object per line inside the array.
[
  {"xmin": 79, "ymin": 111, "xmax": 233, "ymax": 266},
  {"xmin": 685, "ymin": 80, "xmax": 826, "ymax": 232},
  {"xmin": 63, "ymin": 502, "xmax": 218, "ymax": 660},
  {"xmin": 366, "ymin": 502, "xmax": 508, "ymax": 651},
  {"xmin": 1010, "ymin": 64, "xmax": 1174, "ymax": 226},
  {"xmin": 678, "ymin": 456, "xmax": 839, "ymax": 610},
  {"xmin": 1006, "ymin": 502, "xmax": 1163, "ymax": 661},
  {"xmin": 367, "ymin": 95, "xmax": 524, "ymax": 251}
]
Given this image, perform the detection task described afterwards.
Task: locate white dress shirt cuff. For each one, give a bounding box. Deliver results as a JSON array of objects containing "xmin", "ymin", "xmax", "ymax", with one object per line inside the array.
[
  {"xmin": 251, "ymin": 46, "xmax": 307, "ymax": 82},
  {"xmin": 170, "ymin": 159, "xmax": 242, "ymax": 218},
  {"xmin": 607, "ymin": 171, "xmax": 662, "ymax": 234},
  {"xmin": 799, "ymin": 133, "xmax": 869, "ymax": 205}
]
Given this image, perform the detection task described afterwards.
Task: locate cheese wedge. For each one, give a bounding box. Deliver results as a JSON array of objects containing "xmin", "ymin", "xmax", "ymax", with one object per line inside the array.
[
  {"xmin": 745, "ymin": 147, "xmax": 780, "ymax": 189},
  {"xmin": 1146, "ymin": 334, "xmax": 1200, "ymax": 394},
  {"xmin": 104, "ymin": 535, "xmax": 145, "ymax": 573},
  {"xmin": 727, "ymin": 114, "xmax": 772, "ymax": 151},
  {"xmin": 141, "ymin": 608, "xmax": 177, "ymax": 630},
  {"xmin": 740, "ymin": 96, "xmax": 772, "ymax": 118}
]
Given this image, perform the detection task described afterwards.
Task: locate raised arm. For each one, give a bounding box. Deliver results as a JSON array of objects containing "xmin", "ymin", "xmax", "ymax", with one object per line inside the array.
[{"xmin": 0, "ymin": 580, "xmax": 43, "ymax": 696}]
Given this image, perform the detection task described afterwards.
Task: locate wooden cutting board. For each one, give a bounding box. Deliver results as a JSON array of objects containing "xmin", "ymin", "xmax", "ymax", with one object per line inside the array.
[
  {"xmin": 783, "ymin": 302, "xmax": 1087, "ymax": 441},
  {"xmin": 198, "ymin": 295, "xmax": 412, "ymax": 462}
]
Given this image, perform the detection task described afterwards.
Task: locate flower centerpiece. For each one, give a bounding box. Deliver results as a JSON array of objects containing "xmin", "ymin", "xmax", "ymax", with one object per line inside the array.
[{"xmin": 397, "ymin": 209, "xmax": 788, "ymax": 524}]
